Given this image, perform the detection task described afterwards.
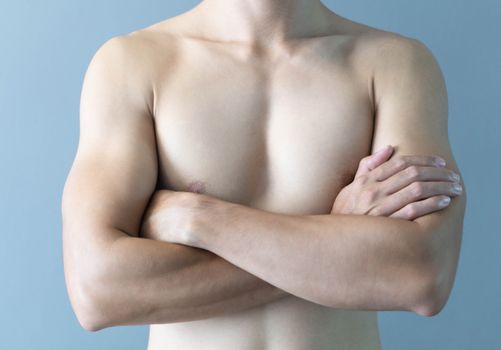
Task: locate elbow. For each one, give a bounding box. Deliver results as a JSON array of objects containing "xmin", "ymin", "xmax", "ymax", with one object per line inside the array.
[
  {"xmin": 64, "ymin": 237, "xmax": 122, "ymax": 331},
  {"xmin": 78, "ymin": 315, "xmax": 106, "ymax": 333},
  {"xmin": 411, "ymin": 255, "xmax": 454, "ymax": 317},
  {"xmin": 411, "ymin": 226, "xmax": 460, "ymax": 317},
  {"xmin": 75, "ymin": 286, "xmax": 110, "ymax": 332},
  {"xmin": 413, "ymin": 284, "xmax": 448, "ymax": 317},
  {"xmin": 68, "ymin": 276, "xmax": 111, "ymax": 332},
  {"xmin": 77, "ymin": 307, "xmax": 108, "ymax": 332}
]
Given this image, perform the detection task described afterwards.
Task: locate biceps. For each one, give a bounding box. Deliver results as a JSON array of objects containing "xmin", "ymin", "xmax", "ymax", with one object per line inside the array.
[
  {"xmin": 62, "ymin": 145, "xmax": 157, "ymax": 242},
  {"xmin": 64, "ymin": 35, "xmax": 159, "ymax": 238},
  {"xmin": 371, "ymin": 38, "xmax": 448, "ymax": 156},
  {"xmin": 369, "ymin": 36, "xmax": 466, "ymax": 231}
]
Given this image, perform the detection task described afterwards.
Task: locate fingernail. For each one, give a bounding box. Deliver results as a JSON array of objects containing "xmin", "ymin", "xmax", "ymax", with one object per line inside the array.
[
  {"xmin": 435, "ymin": 157, "xmax": 446, "ymax": 167},
  {"xmin": 452, "ymin": 183, "xmax": 463, "ymax": 194},
  {"xmin": 439, "ymin": 196, "xmax": 451, "ymax": 206}
]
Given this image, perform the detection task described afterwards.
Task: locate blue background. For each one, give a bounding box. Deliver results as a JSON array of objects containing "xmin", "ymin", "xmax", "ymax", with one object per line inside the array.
[{"xmin": 1, "ymin": 1, "xmax": 499, "ymax": 349}]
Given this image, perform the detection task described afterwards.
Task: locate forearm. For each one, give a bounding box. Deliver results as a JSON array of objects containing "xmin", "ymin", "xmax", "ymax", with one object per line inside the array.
[
  {"xmin": 83, "ymin": 231, "xmax": 288, "ymax": 330},
  {"xmin": 190, "ymin": 200, "xmax": 436, "ymax": 315}
]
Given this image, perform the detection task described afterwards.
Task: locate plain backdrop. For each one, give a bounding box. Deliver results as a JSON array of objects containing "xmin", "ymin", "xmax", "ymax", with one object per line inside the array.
[{"xmin": 1, "ymin": 1, "xmax": 499, "ymax": 349}]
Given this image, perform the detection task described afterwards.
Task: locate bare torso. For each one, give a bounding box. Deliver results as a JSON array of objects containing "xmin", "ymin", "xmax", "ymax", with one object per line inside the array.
[{"xmin": 130, "ymin": 9, "xmax": 390, "ymax": 350}]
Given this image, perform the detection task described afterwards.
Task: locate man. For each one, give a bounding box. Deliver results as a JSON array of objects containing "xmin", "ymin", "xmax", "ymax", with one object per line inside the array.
[{"xmin": 61, "ymin": 0, "xmax": 466, "ymax": 349}]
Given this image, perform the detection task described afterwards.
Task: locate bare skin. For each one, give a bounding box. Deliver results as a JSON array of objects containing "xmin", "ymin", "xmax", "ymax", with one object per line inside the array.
[{"xmin": 61, "ymin": 0, "xmax": 466, "ymax": 349}]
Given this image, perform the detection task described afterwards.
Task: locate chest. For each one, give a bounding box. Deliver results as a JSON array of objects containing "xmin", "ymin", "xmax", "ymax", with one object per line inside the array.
[{"xmin": 153, "ymin": 49, "xmax": 374, "ymax": 214}]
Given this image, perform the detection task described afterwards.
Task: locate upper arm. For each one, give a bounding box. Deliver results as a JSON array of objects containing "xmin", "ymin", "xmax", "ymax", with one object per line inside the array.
[
  {"xmin": 369, "ymin": 35, "xmax": 466, "ymax": 311},
  {"xmin": 61, "ymin": 34, "xmax": 158, "ymax": 286},
  {"xmin": 370, "ymin": 35, "xmax": 466, "ymax": 234}
]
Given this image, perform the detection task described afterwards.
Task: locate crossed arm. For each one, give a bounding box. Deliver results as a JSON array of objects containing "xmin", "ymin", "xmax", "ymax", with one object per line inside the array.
[
  {"xmin": 62, "ymin": 34, "xmax": 465, "ymax": 332},
  {"xmin": 140, "ymin": 189, "xmax": 455, "ymax": 313}
]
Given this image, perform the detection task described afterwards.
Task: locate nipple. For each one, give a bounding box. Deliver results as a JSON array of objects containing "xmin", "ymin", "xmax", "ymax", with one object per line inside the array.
[{"xmin": 186, "ymin": 180, "xmax": 206, "ymax": 194}]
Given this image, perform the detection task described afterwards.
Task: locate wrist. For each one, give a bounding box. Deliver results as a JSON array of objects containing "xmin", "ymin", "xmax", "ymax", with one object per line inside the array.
[{"xmin": 186, "ymin": 194, "xmax": 236, "ymax": 249}]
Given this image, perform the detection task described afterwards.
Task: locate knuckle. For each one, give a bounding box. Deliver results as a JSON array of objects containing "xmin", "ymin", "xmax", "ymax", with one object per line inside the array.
[
  {"xmin": 356, "ymin": 174, "xmax": 370, "ymax": 186},
  {"xmin": 405, "ymin": 165, "xmax": 421, "ymax": 180},
  {"xmin": 359, "ymin": 156, "xmax": 370, "ymax": 166},
  {"xmin": 409, "ymin": 182, "xmax": 425, "ymax": 197},
  {"xmin": 405, "ymin": 205, "xmax": 418, "ymax": 218},
  {"xmin": 393, "ymin": 157, "xmax": 408, "ymax": 171}
]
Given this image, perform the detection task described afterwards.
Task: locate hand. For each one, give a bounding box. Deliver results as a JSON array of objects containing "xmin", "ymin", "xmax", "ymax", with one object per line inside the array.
[
  {"xmin": 139, "ymin": 189, "xmax": 196, "ymax": 245},
  {"xmin": 331, "ymin": 145, "xmax": 462, "ymax": 220}
]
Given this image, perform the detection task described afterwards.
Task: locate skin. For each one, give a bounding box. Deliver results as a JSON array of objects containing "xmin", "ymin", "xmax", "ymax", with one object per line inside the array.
[{"xmin": 61, "ymin": 0, "xmax": 466, "ymax": 349}]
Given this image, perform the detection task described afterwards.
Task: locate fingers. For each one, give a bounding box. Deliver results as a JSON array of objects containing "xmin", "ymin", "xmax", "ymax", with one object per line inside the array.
[
  {"xmin": 374, "ymin": 180, "xmax": 462, "ymax": 216},
  {"xmin": 388, "ymin": 195, "xmax": 452, "ymax": 220},
  {"xmin": 370, "ymin": 154, "xmax": 447, "ymax": 182},
  {"xmin": 354, "ymin": 145, "xmax": 394, "ymax": 178},
  {"xmin": 380, "ymin": 165, "xmax": 460, "ymax": 195},
  {"xmin": 350, "ymin": 151, "xmax": 461, "ymax": 221}
]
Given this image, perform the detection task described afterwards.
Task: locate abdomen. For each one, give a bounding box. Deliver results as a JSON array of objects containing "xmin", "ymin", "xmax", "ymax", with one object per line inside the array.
[{"xmin": 147, "ymin": 295, "xmax": 381, "ymax": 350}]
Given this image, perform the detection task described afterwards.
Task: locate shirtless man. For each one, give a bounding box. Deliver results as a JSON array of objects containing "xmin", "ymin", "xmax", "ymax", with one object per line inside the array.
[{"xmin": 61, "ymin": 0, "xmax": 466, "ymax": 349}]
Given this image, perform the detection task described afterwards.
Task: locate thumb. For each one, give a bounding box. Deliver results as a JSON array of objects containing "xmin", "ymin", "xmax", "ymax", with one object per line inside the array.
[{"xmin": 355, "ymin": 144, "xmax": 393, "ymax": 177}]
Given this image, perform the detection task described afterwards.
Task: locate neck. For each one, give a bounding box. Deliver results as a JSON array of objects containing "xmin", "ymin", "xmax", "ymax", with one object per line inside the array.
[{"xmin": 189, "ymin": 0, "xmax": 337, "ymax": 47}]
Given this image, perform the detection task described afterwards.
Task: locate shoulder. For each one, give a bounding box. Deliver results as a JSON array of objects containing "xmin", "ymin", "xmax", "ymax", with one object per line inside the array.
[
  {"xmin": 88, "ymin": 17, "xmax": 184, "ymax": 83},
  {"xmin": 346, "ymin": 29, "xmax": 446, "ymax": 105},
  {"xmin": 349, "ymin": 28, "xmax": 444, "ymax": 82},
  {"xmin": 371, "ymin": 34, "xmax": 439, "ymax": 75},
  {"xmin": 347, "ymin": 26, "xmax": 439, "ymax": 72},
  {"xmin": 373, "ymin": 35, "xmax": 445, "ymax": 105},
  {"xmin": 332, "ymin": 12, "xmax": 435, "ymax": 59},
  {"xmin": 328, "ymin": 16, "xmax": 445, "ymax": 108},
  {"xmin": 83, "ymin": 25, "xmax": 182, "ymax": 115},
  {"xmin": 328, "ymin": 14, "xmax": 442, "ymax": 81}
]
